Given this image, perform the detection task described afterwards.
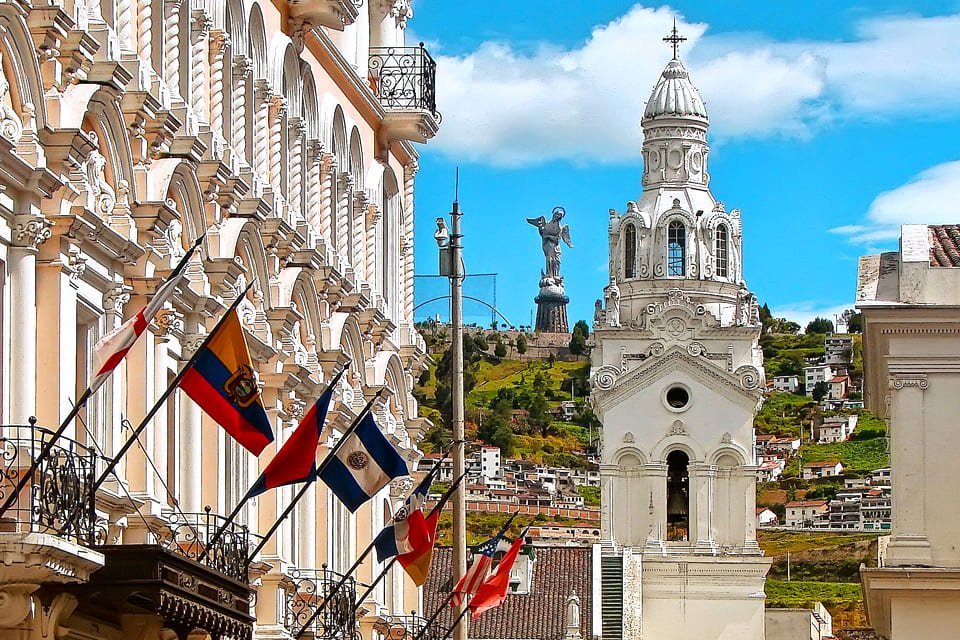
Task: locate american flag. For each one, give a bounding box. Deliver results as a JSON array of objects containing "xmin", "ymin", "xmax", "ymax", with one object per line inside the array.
[{"xmin": 450, "ymin": 514, "xmax": 516, "ymax": 607}]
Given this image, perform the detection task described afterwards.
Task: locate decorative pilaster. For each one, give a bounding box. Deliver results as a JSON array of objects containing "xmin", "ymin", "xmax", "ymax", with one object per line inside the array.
[
  {"xmin": 190, "ymin": 11, "xmax": 212, "ymax": 121},
  {"xmin": 402, "ymin": 159, "xmax": 417, "ymax": 322},
  {"xmin": 336, "ymin": 172, "xmax": 353, "ymax": 259},
  {"xmin": 366, "ymin": 203, "xmax": 381, "ymax": 288},
  {"xmin": 116, "ymin": 0, "xmax": 135, "ymax": 53},
  {"xmin": 208, "ymin": 30, "xmax": 229, "ymax": 141},
  {"xmin": 163, "ymin": 0, "xmax": 184, "ymax": 98},
  {"xmin": 320, "ymin": 153, "xmax": 336, "ymax": 245},
  {"xmin": 887, "ymin": 373, "xmax": 932, "ymax": 565},
  {"xmin": 351, "ymin": 190, "xmax": 369, "ymax": 277}
]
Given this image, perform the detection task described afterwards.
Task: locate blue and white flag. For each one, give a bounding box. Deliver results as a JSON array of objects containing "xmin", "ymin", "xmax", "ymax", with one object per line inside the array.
[
  {"xmin": 319, "ymin": 412, "xmax": 409, "ymax": 512},
  {"xmin": 373, "ymin": 469, "xmax": 434, "ymax": 561}
]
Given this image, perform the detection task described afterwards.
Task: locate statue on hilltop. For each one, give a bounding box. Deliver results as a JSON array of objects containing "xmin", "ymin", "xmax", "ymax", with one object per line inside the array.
[{"xmin": 527, "ymin": 206, "xmax": 573, "ymax": 286}]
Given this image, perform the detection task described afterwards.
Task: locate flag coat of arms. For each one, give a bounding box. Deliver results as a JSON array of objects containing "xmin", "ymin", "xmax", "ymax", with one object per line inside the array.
[
  {"xmin": 374, "ymin": 471, "xmax": 432, "ymax": 561},
  {"xmin": 248, "ymin": 383, "xmax": 336, "ymax": 497},
  {"xmin": 318, "ymin": 412, "xmax": 408, "ymax": 512},
  {"xmin": 180, "ymin": 309, "xmax": 274, "ymax": 455}
]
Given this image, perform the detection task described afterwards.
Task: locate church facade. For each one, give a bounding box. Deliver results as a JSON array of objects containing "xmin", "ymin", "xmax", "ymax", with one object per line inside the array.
[{"xmin": 589, "ymin": 48, "xmax": 771, "ymax": 640}]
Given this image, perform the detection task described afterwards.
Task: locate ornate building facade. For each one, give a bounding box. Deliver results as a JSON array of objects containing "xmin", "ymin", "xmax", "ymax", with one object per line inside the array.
[
  {"xmin": 0, "ymin": 0, "xmax": 438, "ymax": 638},
  {"xmin": 589, "ymin": 49, "xmax": 771, "ymax": 639}
]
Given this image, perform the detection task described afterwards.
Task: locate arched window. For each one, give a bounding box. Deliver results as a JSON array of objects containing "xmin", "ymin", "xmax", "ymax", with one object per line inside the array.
[
  {"xmin": 715, "ymin": 225, "xmax": 729, "ymax": 278},
  {"xmin": 666, "ymin": 450, "xmax": 690, "ymax": 541},
  {"xmin": 624, "ymin": 224, "xmax": 637, "ymax": 279},
  {"xmin": 668, "ymin": 221, "xmax": 686, "ymax": 277}
]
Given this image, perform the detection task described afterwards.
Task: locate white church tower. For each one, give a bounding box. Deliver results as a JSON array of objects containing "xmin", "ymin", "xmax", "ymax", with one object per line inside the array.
[{"xmin": 589, "ymin": 27, "xmax": 771, "ymax": 640}]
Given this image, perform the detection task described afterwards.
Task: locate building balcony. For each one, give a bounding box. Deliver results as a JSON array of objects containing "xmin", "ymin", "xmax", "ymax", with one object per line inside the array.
[
  {"xmin": 288, "ymin": 0, "xmax": 361, "ymax": 30},
  {"xmin": 374, "ymin": 614, "xmax": 443, "ymax": 640},
  {"xmin": 368, "ymin": 44, "xmax": 441, "ymax": 148},
  {"xmin": 284, "ymin": 565, "xmax": 358, "ymax": 639}
]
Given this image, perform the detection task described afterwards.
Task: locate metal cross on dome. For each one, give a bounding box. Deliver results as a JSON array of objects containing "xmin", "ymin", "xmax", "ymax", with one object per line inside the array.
[{"xmin": 663, "ymin": 19, "xmax": 687, "ymax": 59}]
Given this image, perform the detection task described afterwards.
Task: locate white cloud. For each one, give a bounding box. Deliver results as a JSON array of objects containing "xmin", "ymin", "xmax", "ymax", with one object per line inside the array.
[
  {"xmin": 429, "ymin": 6, "xmax": 960, "ymax": 166},
  {"xmin": 832, "ymin": 160, "xmax": 960, "ymax": 244}
]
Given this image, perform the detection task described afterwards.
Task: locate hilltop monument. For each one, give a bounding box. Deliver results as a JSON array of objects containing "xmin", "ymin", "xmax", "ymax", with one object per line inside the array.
[{"xmin": 528, "ymin": 206, "xmax": 573, "ymax": 333}]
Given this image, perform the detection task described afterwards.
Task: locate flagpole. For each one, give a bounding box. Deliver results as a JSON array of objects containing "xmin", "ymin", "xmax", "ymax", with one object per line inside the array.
[
  {"xmin": 60, "ymin": 280, "xmax": 252, "ymax": 531},
  {"xmin": 0, "ymin": 235, "xmax": 206, "ymax": 519},
  {"xmin": 440, "ymin": 606, "xmax": 471, "ymax": 640},
  {"xmin": 411, "ymin": 592, "xmax": 458, "ymax": 640},
  {"xmin": 203, "ymin": 384, "xmax": 380, "ymax": 565},
  {"xmin": 342, "ymin": 470, "xmax": 467, "ymax": 623}
]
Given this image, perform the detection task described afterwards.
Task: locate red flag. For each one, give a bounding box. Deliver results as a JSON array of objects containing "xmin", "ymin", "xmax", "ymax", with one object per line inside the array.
[
  {"xmin": 469, "ymin": 534, "xmax": 526, "ymax": 618},
  {"xmin": 396, "ymin": 509, "xmax": 439, "ymax": 585}
]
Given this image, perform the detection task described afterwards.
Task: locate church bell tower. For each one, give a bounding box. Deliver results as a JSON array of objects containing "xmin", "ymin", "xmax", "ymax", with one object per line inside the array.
[{"xmin": 589, "ymin": 26, "xmax": 771, "ymax": 640}]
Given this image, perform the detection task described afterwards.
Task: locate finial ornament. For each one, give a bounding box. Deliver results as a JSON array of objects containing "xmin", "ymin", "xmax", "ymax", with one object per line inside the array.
[{"xmin": 663, "ymin": 19, "xmax": 687, "ymax": 59}]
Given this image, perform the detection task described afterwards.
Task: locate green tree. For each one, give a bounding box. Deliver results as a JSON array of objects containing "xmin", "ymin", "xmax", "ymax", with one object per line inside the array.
[
  {"xmin": 805, "ymin": 317, "xmax": 835, "ymax": 334},
  {"xmin": 569, "ymin": 320, "xmax": 590, "ymax": 357},
  {"xmin": 494, "ymin": 338, "xmax": 507, "ymax": 358},
  {"xmin": 515, "ymin": 333, "xmax": 527, "ymax": 354},
  {"xmin": 812, "ymin": 381, "xmax": 829, "ymax": 402},
  {"xmin": 473, "ymin": 332, "xmax": 489, "ymax": 352}
]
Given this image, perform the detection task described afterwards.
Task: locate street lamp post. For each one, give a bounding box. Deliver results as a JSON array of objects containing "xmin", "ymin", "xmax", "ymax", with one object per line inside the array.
[{"xmin": 435, "ymin": 192, "xmax": 467, "ymax": 640}]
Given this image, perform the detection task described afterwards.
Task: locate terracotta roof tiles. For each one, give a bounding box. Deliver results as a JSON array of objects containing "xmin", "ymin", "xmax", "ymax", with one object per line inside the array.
[
  {"xmin": 929, "ymin": 225, "xmax": 960, "ymax": 267},
  {"xmin": 422, "ymin": 546, "xmax": 593, "ymax": 640}
]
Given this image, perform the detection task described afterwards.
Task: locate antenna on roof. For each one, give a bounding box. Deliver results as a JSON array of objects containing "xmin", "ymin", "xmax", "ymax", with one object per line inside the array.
[{"xmin": 455, "ymin": 166, "xmax": 460, "ymax": 204}]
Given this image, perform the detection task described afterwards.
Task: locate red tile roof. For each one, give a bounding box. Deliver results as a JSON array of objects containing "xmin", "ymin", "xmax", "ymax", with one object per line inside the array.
[
  {"xmin": 786, "ymin": 500, "xmax": 827, "ymax": 508},
  {"xmin": 929, "ymin": 225, "xmax": 960, "ymax": 267},
  {"xmin": 423, "ymin": 546, "xmax": 593, "ymax": 640}
]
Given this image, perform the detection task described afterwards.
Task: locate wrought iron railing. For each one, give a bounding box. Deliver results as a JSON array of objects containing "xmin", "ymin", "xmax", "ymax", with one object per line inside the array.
[
  {"xmin": 368, "ymin": 44, "xmax": 439, "ymax": 119},
  {"xmin": 0, "ymin": 418, "xmax": 105, "ymax": 545},
  {"xmin": 285, "ymin": 565, "xmax": 358, "ymax": 640},
  {"xmin": 164, "ymin": 507, "xmax": 261, "ymax": 582},
  {"xmin": 375, "ymin": 614, "xmax": 443, "ymax": 640}
]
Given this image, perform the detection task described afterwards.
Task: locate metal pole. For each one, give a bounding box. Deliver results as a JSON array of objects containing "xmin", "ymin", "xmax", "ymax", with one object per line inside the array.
[{"xmin": 449, "ymin": 191, "xmax": 468, "ymax": 640}]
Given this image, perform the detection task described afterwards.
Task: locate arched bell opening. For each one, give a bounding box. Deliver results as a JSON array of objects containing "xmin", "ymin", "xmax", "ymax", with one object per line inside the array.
[{"xmin": 666, "ymin": 449, "xmax": 690, "ymax": 542}]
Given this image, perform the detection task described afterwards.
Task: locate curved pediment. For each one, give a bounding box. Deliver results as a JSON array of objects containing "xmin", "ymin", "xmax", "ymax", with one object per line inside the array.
[{"xmin": 591, "ymin": 344, "xmax": 762, "ymax": 413}]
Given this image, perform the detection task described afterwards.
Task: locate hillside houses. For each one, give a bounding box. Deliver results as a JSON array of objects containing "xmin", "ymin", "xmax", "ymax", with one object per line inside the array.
[
  {"xmin": 802, "ymin": 461, "xmax": 845, "ymax": 480},
  {"xmin": 815, "ymin": 415, "xmax": 859, "ymax": 443}
]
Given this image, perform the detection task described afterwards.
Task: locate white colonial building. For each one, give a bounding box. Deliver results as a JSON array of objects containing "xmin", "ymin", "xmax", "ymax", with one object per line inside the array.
[
  {"xmin": 589, "ymin": 46, "xmax": 770, "ymax": 640},
  {"xmin": 0, "ymin": 0, "xmax": 438, "ymax": 638}
]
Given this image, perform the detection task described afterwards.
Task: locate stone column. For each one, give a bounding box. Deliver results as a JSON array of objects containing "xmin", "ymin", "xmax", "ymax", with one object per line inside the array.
[
  {"xmin": 208, "ymin": 30, "xmax": 229, "ymax": 142},
  {"xmin": 231, "ymin": 56, "xmax": 252, "ymax": 163},
  {"xmin": 402, "ymin": 160, "xmax": 418, "ymax": 323},
  {"xmin": 190, "ymin": 11, "xmax": 212, "ymax": 122},
  {"xmin": 252, "ymin": 80, "xmax": 271, "ymax": 185},
  {"xmin": 287, "ymin": 118, "xmax": 305, "ymax": 223},
  {"xmin": 336, "ymin": 172, "xmax": 352, "ymax": 260},
  {"xmin": 644, "ymin": 462, "xmax": 668, "ymax": 550},
  {"xmin": 691, "ymin": 462, "xmax": 716, "ymax": 552},
  {"xmin": 320, "ymin": 154, "xmax": 336, "ymax": 248},
  {"xmin": 268, "ymin": 94, "xmax": 287, "ymax": 195},
  {"xmin": 305, "ymin": 141, "xmax": 324, "ymax": 233},
  {"xmin": 136, "ymin": 0, "xmax": 153, "ymax": 80},
  {"xmin": 887, "ymin": 374, "xmax": 932, "ymax": 565},
  {"xmin": 351, "ymin": 191, "xmax": 368, "ymax": 279},
  {"xmin": 741, "ymin": 466, "xmax": 761, "ymax": 553},
  {"xmin": 116, "ymin": 0, "xmax": 135, "ymax": 53},
  {"xmin": 365, "ymin": 204, "xmax": 381, "ymax": 288},
  {"xmin": 163, "ymin": 0, "xmax": 183, "ymax": 98},
  {"xmin": 8, "ymin": 215, "xmax": 51, "ymax": 425}
]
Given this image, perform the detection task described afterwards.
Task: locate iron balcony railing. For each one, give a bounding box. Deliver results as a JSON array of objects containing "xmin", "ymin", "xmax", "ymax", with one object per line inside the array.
[
  {"xmin": 0, "ymin": 418, "xmax": 105, "ymax": 546},
  {"xmin": 368, "ymin": 43, "xmax": 440, "ymax": 120},
  {"xmin": 164, "ymin": 507, "xmax": 262, "ymax": 583},
  {"xmin": 285, "ymin": 565, "xmax": 358, "ymax": 640},
  {"xmin": 375, "ymin": 614, "xmax": 443, "ymax": 640}
]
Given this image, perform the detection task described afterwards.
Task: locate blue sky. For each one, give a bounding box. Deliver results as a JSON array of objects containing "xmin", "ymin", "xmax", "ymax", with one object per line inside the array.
[{"xmin": 409, "ymin": 1, "xmax": 960, "ymax": 329}]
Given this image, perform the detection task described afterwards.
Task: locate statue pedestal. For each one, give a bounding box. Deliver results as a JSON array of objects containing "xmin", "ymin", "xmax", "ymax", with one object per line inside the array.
[{"xmin": 535, "ymin": 281, "xmax": 569, "ymax": 334}]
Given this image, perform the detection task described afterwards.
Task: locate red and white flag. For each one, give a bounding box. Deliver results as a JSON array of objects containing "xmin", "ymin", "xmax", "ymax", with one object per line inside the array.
[{"xmin": 89, "ymin": 269, "xmax": 187, "ymax": 392}]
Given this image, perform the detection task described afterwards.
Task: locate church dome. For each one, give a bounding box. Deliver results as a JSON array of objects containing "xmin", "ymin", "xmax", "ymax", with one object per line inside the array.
[{"xmin": 642, "ymin": 58, "xmax": 708, "ymax": 122}]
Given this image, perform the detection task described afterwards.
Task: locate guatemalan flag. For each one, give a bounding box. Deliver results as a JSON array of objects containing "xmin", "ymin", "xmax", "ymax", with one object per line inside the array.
[
  {"xmin": 248, "ymin": 379, "xmax": 338, "ymax": 497},
  {"xmin": 179, "ymin": 309, "xmax": 275, "ymax": 455},
  {"xmin": 318, "ymin": 412, "xmax": 409, "ymax": 512}
]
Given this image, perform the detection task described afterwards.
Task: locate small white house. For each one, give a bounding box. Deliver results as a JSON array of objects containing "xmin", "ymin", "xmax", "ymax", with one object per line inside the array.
[
  {"xmin": 803, "ymin": 365, "xmax": 835, "ymax": 395},
  {"xmin": 802, "ymin": 461, "xmax": 845, "ymax": 480},
  {"xmin": 785, "ymin": 500, "xmax": 828, "ymax": 527},
  {"xmin": 772, "ymin": 375, "xmax": 800, "ymax": 393},
  {"xmin": 816, "ymin": 415, "xmax": 858, "ymax": 443},
  {"xmin": 757, "ymin": 507, "xmax": 779, "ymax": 527}
]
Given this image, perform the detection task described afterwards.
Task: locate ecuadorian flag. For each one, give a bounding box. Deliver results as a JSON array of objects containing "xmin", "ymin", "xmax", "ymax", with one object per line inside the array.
[{"xmin": 180, "ymin": 309, "xmax": 274, "ymax": 455}]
